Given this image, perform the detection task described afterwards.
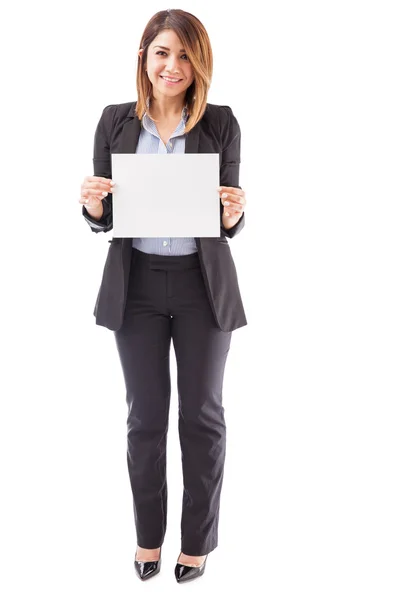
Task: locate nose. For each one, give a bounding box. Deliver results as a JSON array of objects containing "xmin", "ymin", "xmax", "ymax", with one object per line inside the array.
[{"xmin": 165, "ymin": 54, "xmax": 180, "ymax": 73}]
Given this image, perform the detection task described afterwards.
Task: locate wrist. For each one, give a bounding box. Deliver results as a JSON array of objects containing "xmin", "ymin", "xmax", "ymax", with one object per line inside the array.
[{"xmin": 84, "ymin": 201, "xmax": 104, "ymax": 221}]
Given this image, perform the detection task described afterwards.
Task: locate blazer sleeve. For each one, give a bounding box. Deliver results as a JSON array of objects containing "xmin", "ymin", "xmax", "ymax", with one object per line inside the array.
[
  {"xmin": 219, "ymin": 105, "xmax": 245, "ymax": 239},
  {"xmin": 82, "ymin": 105, "xmax": 115, "ymax": 233}
]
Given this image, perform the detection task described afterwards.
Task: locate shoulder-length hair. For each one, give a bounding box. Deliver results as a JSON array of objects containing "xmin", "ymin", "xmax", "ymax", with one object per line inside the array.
[{"xmin": 135, "ymin": 9, "xmax": 213, "ymax": 134}]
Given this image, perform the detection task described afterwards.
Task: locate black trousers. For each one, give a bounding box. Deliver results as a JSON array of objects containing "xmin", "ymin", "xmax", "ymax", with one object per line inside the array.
[{"xmin": 113, "ymin": 247, "xmax": 232, "ymax": 555}]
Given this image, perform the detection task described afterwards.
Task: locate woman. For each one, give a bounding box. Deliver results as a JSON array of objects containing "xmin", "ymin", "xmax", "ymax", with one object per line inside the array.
[{"xmin": 79, "ymin": 9, "xmax": 248, "ymax": 584}]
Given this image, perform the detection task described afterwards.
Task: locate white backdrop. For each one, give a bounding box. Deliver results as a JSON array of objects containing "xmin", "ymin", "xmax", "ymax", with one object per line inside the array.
[{"xmin": 1, "ymin": 1, "xmax": 399, "ymax": 598}]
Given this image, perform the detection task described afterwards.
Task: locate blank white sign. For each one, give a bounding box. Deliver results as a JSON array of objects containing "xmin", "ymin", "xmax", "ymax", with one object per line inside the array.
[{"xmin": 111, "ymin": 153, "xmax": 221, "ymax": 237}]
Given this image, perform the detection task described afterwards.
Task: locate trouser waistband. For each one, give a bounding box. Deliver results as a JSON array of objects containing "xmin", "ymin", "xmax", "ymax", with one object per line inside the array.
[{"xmin": 131, "ymin": 247, "xmax": 200, "ymax": 271}]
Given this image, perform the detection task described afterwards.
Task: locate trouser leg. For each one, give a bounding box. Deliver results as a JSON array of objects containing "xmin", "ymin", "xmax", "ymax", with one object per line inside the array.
[
  {"xmin": 169, "ymin": 263, "xmax": 232, "ymax": 555},
  {"xmin": 114, "ymin": 253, "xmax": 172, "ymax": 549}
]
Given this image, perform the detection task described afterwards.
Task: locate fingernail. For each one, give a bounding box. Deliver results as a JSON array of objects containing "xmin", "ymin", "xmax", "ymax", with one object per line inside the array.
[
  {"xmin": 217, "ymin": 186, "xmax": 222, "ymax": 191},
  {"xmin": 225, "ymin": 211, "xmax": 230, "ymax": 216},
  {"xmin": 102, "ymin": 191, "xmax": 107, "ymax": 196},
  {"xmin": 222, "ymin": 193, "xmax": 228, "ymax": 198}
]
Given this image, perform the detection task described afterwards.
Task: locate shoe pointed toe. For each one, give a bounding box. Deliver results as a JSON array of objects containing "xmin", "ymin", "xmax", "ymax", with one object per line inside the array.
[
  {"xmin": 134, "ymin": 550, "xmax": 162, "ymax": 581},
  {"xmin": 174, "ymin": 556, "xmax": 207, "ymax": 583}
]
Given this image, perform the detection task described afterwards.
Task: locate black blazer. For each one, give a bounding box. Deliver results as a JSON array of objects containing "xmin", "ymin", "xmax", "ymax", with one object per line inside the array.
[{"xmin": 82, "ymin": 101, "xmax": 248, "ymax": 332}]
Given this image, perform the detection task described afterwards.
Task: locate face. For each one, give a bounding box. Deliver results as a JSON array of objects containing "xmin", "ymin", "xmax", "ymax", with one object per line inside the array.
[{"xmin": 139, "ymin": 29, "xmax": 195, "ymax": 102}]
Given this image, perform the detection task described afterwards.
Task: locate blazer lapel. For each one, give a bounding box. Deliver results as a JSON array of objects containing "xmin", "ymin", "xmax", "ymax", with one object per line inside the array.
[
  {"xmin": 184, "ymin": 120, "xmax": 200, "ymax": 154},
  {"xmin": 117, "ymin": 114, "xmax": 142, "ymax": 153}
]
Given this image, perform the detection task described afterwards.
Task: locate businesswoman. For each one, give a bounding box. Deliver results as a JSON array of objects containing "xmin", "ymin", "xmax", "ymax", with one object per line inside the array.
[{"xmin": 79, "ymin": 9, "xmax": 248, "ymax": 584}]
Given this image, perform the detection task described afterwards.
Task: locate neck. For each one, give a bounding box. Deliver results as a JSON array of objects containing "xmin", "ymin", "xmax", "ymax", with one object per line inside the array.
[{"xmin": 149, "ymin": 94, "xmax": 186, "ymax": 120}]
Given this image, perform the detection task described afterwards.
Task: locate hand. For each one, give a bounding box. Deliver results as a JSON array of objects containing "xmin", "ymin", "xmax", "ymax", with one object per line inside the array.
[
  {"xmin": 79, "ymin": 176, "xmax": 115, "ymax": 208},
  {"xmin": 218, "ymin": 186, "xmax": 247, "ymax": 229}
]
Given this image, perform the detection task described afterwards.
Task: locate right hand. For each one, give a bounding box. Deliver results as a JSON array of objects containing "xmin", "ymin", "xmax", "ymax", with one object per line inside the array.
[{"xmin": 79, "ymin": 176, "xmax": 114, "ymax": 208}]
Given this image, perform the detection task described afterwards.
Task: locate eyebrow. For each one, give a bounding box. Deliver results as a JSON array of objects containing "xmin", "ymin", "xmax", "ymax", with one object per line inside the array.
[{"xmin": 153, "ymin": 45, "xmax": 186, "ymax": 52}]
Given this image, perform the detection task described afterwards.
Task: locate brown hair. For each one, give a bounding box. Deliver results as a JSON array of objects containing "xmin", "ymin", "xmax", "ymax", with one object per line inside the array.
[{"xmin": 135, "ymin": 9, "xmax": 213, "ymax": 133}]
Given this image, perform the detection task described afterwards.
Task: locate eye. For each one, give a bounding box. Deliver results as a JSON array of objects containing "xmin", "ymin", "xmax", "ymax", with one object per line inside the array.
[{"xmin": 156, "ymin": 51, "xmax": 189, "ymax": 60}]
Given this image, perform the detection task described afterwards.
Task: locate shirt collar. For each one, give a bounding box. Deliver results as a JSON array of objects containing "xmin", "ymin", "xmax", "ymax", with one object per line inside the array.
[{"xmin": 142, "ymin": 102, "xmax": 189, "ymax": 140}]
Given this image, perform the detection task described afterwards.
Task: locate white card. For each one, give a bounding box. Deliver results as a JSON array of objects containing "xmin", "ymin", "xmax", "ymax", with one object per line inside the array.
[{"xmin": 111, "ymin": 153, "xmax": 220, "ymax": 237}]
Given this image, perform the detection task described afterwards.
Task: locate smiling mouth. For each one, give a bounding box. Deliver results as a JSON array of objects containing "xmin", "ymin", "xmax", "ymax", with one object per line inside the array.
[{"xmin": 160, "ymin": 76, "xmax": 182, "ymax": 83}]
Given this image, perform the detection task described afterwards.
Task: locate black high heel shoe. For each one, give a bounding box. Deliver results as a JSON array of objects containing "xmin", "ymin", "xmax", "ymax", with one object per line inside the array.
[
  {"xmin": 174, "ymin": 552, "xmax": 208, "ymax": 583},
  {"xmin": 134, "ymin": 546, "xmax": 162, "ymax": 581}
]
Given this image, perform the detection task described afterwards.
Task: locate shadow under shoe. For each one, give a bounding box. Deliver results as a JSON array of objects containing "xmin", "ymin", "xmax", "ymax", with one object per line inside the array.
[
  {"xmin": 134, "ymin": 547, "xmax": 162, "ymax": 581},
  {"xmin": 175, "ymin": 554, "xmax": 208, "ymax": 583}
]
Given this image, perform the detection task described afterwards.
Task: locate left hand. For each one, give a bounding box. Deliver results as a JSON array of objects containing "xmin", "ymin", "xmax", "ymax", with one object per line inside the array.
[{"xmin": 218, "ymin": 186, "xmax": 247, "ymax": 228}]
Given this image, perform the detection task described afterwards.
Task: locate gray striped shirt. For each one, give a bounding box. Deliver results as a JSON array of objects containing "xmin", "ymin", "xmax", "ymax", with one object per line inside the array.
[{"xmin": 131, "ymin": 105, "xmax": 198, "ymax": 256}]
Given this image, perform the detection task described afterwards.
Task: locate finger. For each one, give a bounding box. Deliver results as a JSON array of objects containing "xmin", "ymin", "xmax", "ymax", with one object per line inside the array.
[
  {"xmin": 221, "ymin": 198, "xmax": 245, "ymax": 211},
  {"xmin": 84, "ymin": 176, "xmax": 114, "ymax": 185},
  {"xmin": 218, "ymin": 186, "xmax": 245, "ymax": 196},
  {"xmin": 81, "ymin": 190, "xmax": 109, "ymax": 201},
  {"xmin": 80, "ymin": 192, "xmax": 104, "ymax": 204},
  {"xmin": 79, "ymin": 191, "xmax": 102, "ymax": 202},
  {"xmin": 224, "ymin": 211, "xmax": 241, "ymax": 219},
  {"xmin": 220, "ymin": 192, "xmax": 246, "ymax": 205},
  {"xmin": 81, "ymin": 187, "xmax": 111, "ymax": 199},
  {"xmin": 82, "ymin": 182, "xmax": 113, "ymax": 193},
  {"xmin": 79, "ymin": 197, "xmax": 101, "ymax": 205},
  {"xmin": 222, "ymin": 203, "xmax": 243, "ymax": 215}
]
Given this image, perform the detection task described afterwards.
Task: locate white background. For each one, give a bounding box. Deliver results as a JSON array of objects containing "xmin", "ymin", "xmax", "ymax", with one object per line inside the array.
[{"xmin": 1, "ymin": 1, "xmax": 399, "ymax": 598}]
